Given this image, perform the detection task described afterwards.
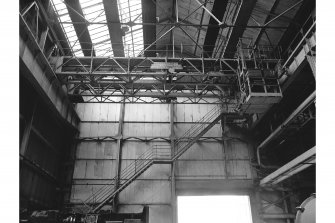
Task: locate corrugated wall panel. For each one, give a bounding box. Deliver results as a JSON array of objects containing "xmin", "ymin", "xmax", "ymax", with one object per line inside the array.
[
  {"xmin": 73, "ymin": 160, "xmax": 116, "ymax": 179},
  {"xmin": 71, "ymin": 184, "xmax": 112, "ymax": 202},
  {"xmin": 226, "ymin": 160, "xmax": 252, "ymax": 179},
  {"xmin": 73, "ymin": 161, "xmax": 87, "ymax": 179},
  {"xmin": 118, "ymin": 205, "xmax": 144, "ymax": 213},
  {"xmin": 174, "ymin": 123, "xmax": 222, "ymax": 138},
  {"xmin": 118, "ymin": 205, "xmax": 173, "ymax": 223},
  {"xmin": 174, "ymin": 104, "xmax": 216, "ymax": 122},
  {"xmin": 177, "ymin": 142, "xmax": 224, "ymax": 160},
  {"xmin": 79, "ymin": 123, "xmax": 119, "ymax": 137},
  {"xmin": 226, "ymin": 140, "xmax": 251, "ymax": 159},
  {"xmin": 124, "ymin": 104, "xmax": 170, "ymax": 122},
  {"xmin": 123, "ymin": 123, "xmax": 171, "ymax": 138},
  {"xmin": 118, "ymin": 180, "xmax": 171, "ymax": 204},
  {"xmin": 76, "ymin": 142, "xmax": 118, "ymax": 159},
  {"xmin": 76, "ymin": 103, "xmax": 121, "ymax": 121},
  {"xmin": 148, "ymin": 205, "xmax": 172, "ymax": 223},
  {"xmin": 118, "ymin": 162, "xmax": 171, "ymax": 180},
  {"xmin": 122, "ymin": 142, "xmax": 154, "ymax": 159},
  {"xmin": 176, "ymin": 160, "xmax": 226, "ymax": 177},
  {"xmin": 122, "ymin": 142, "xmax": 171, "ymax": 159}
]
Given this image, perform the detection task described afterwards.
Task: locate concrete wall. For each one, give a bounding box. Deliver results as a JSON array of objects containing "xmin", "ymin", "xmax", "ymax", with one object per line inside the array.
[
  {"xmin": 71, "ymin": 103, "xmax": 257, "ymax": 222},
  {"xmin": 20, "ymin": 77, "xmax": 77, "ymax": 210}
]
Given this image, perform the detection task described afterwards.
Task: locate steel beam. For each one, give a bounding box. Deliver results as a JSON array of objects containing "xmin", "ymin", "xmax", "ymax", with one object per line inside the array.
[
  {"xmin": 102, "ymin": 0, "xmax": 124, "ymax": 57},
  {"xmin": 222, "ymin": 0, "xmax": 257, "ymax": 58},
  {"xmin": 260, "ymin": 147, "xmax": 315, "ymax": 186},
  {"xmin": 58, "ymin": 21, "xmax": 287, "ymax": 29},
  {"xmin": 253, "ymin": 0, "xmax": 280, "ymax": 46},
  {"xmin": 256, "ymin": 91, "xmax": 316, "ymax": 168},
  {"xmin": 142, "ymin": 0, "xmax": 157, "ymax": 57},
  {"xmin": 277, "ymin": 0, "xmax": 315, "ymax": 53},
  {"xmin": 263, "ymin": 0, "xmax": 303, "ymax": 27},
  {"xmin": 64, "ymin": 0, "xmax": 95, "ymax": 56},
  {"xmin": 36, "ymin": 0, "xmax": 68, "ymax": 55},
  {"xmin": 138, "ymin": 1, "xmax": 206, "ymax": 56},
  {"xmin": 202, "ymin": 0, "xmax": 228, "ymax": 57},
  {"xmin": 70, "ymin": 92, "xmax": 225, "ymax": 98},
  {"xmin": 20, "ymin": 154, "xmax": 59, "ymax": 184},
  {"xmin": 20, "ymin": 15, "xmax": 80, "ymax": 129},
  {"xmin": 55, "ymin": 56, "xmax": 238, "ymax": 101}
]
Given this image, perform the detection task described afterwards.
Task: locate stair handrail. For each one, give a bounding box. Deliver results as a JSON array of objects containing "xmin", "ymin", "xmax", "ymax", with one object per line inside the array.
[
  {"xmin": 76, "ymin": 104, "xmax": 223, "ymax": 214},
  {"xmin": 82, "ymin": 148, "xmax": 154, "ymax": 204}
]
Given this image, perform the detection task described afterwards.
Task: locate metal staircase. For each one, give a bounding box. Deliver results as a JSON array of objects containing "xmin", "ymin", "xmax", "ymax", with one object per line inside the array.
[{"xmin": 73, "ymin": 105, "xmax": 223, "ymax": 215}]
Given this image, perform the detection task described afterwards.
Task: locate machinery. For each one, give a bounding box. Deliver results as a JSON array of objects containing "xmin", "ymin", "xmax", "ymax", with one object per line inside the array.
[{"xmin": 295, "ymin": 194, "xmax": 316, "ymax": 223}]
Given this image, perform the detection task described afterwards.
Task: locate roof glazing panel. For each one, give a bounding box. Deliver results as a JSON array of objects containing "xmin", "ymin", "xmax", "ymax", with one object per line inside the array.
[
  {"xmin": 118, "ymin": 0, "xmax": 144, "ymax": 57},
  {"xmin": 51, "ymin": 0, "xmax": 84, "ymax": 56},
  {"xmin": 79, "ymin": 0, "xmax": 113, "ymax": 57}
]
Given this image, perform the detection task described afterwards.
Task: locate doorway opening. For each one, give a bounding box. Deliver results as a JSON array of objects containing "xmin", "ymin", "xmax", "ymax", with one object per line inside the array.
[{"xmin": 177, "ymin": 195, "xmax": 253, "ymax": 223}]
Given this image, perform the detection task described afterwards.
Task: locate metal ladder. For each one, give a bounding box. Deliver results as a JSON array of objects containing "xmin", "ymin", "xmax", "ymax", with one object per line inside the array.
[{"xmin": 75, "ymin": 104, "xmax": 223, "ymax": 214}]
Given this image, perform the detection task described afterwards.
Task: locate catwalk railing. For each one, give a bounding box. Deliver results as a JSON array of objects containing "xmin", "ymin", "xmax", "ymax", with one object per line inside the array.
[{"xmin": 71, "ymin": 104, "xmax": 223, "ymax": 214}]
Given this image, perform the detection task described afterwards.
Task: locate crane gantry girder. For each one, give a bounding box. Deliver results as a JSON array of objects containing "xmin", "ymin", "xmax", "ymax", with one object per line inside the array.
[{"xmin": 53, "ymin": 56, "xmax": 240, "ymax": 103}]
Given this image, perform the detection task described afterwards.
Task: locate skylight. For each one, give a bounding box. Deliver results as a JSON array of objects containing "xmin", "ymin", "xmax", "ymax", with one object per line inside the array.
[
  {"xmin": 51, "ymin": 0, "xmax": 84, "ymax": 57},
  {"xmin": 79, "ymin": 0, "xmax": 113, "ymax": 57},
  {"xmin": 51, "ymin": 0, "xmax": 144, "ymax": 58},
  {"xmin": 117, "ymin": 0, "xmax": 144, "ymax": 57}
]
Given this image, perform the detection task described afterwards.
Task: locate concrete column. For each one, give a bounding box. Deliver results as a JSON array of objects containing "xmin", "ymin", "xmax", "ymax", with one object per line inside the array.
[
  {"xmin": 251, "ymin": 189, "xmax": 262, "ymax": 223},
  {"xmin": 170, "ymin": 102, "xmax": 177, "ymax": 223}
]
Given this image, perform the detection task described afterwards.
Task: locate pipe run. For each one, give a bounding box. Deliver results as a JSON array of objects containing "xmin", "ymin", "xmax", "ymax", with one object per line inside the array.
[
  {"xmin": 256, "ymin": 91, "xmax": 316, "ymax": 168},
  {"xmin": 260, "ymin": 213, "xmax": 295, "ymax": 219}
]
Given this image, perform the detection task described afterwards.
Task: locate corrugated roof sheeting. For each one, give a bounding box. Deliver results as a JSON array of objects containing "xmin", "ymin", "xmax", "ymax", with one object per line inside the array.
[
  {"xmin": 155, "ymin": 0, "xmax": 213, "ymax": 57},
  {"xmin": 243, "ymin": 0, "xmax": 301, "ymax": 46},
  {"xmin": 174, "ymin": 0, "xmax": 213, "ymax": 57}
]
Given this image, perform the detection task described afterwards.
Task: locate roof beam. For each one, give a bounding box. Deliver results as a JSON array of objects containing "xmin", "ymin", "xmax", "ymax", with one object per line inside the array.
[
  {"xmin": 203, "ymin": 0, "xmax": 228, "ymax": 57},
  {"xmin": 64, "ymin": 0, "xmax": 95, "ymax": 56},
  {"xmin": 142, "ymin": 0, "xmax": 157, "ymax": 57},
  {"xmin": 253, "ymin": 0, "xmax": 280, "ymax": 46},
  {"xmin": 277, "ymin": 0, "xmax": 315, "ymax": 52},
  {"xmin": 222, "ymin": 0, "xmax": 257, "ymax": 58},
  {"xmin": 103, "ymin": 0, "xmax": 124, "ymax": 57},
  {"xmin": 260, "ymin": 147, "xmax": 315, "ymax": 186},
  {"xmin": 36, "ymin": 0, "xmax": 69, "ymax": 55}
]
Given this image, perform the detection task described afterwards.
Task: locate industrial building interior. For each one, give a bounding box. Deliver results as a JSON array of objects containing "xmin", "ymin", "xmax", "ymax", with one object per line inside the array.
[{"xmin": 17, "ymin": 0, "xmax": 318, "ymax": 222}]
